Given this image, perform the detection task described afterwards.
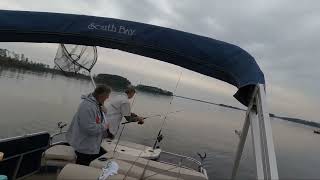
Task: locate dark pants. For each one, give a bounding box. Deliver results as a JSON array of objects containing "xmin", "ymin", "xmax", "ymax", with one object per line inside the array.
[
  {"xmin": 75, "ymin": 147, "xmax": 106, "ymax": 166},
  {"xmin": 106, "ymin": 129, "xmax": 115, "ymax": 140}
]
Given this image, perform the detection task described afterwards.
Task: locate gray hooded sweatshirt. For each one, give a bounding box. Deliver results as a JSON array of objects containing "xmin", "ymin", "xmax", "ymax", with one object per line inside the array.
[{"xmin": 66, "ymin": 93, "xmax": 106, "ymax": 154}]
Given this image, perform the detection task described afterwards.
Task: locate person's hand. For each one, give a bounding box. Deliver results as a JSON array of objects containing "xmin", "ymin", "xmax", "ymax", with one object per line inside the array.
[
  {"xmin": 131, "ymin": 112, "xmax": 138, "ymax": 117},
  {"xmin": 101, "ymin": 105, "xmax": 107, "ymax": 113},
  {"xmin": 105, "ymin": 128, "xmax": 115, "ymax": 140},
  {"xmin": 104, "ymin": 123, "xmax": 109, "ymax": 129},
  {"xmin": 137, "ymin": 117, "xmax": 144, "ymax": 125}
]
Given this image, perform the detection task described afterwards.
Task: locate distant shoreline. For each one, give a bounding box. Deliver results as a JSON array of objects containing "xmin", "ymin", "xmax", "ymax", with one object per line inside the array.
[{"xmin": 174, "ymin": 95, "xmax": 320, "ymax": 129}]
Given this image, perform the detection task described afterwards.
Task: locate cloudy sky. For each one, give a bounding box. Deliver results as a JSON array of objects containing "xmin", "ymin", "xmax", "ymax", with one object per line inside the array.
[{"xmin": 0, "ymin": 0, "xmax": 319, "ymax": 122}]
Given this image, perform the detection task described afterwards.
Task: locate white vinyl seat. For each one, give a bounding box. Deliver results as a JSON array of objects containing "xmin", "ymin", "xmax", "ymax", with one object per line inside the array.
[
  {"xmin": 43, "ymin": 145, "xmax": 76, "ymax": 167},
  {"xmin": 58, "ymin": 164, "xmax": 136, "ymax": 180}
]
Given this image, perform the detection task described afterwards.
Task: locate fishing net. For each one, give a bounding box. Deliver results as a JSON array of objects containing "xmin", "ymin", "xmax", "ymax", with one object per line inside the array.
[{"xmin": 54, "ymin": 44, "xmax": 97, "ymax": 74}]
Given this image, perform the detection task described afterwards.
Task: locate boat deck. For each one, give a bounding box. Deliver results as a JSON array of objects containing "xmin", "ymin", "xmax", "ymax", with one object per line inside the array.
[{"xmin": 101, "ymin": 139, "xmax": 161, "ymax": 160}]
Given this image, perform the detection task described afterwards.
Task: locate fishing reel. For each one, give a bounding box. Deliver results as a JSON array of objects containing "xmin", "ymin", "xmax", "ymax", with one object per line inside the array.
[
  {"xmin": 157, "ymin": 134, "xmax": 163, "ymax": 143},
  {"xmin": 152, "ymin": 133, "xmax": 164, "ymax": 149},
  {"xmin": 234, "ymin": 129, "xmax": 242, "ymax": 139}
]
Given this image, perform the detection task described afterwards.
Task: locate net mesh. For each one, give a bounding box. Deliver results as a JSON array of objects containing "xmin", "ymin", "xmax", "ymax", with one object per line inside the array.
[{"xmin": 54, "ymin": 44, "xmax": 97, "ymax": 73}]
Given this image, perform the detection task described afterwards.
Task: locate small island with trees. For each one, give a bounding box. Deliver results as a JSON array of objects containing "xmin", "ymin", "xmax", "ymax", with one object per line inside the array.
[
  {"xmin": 94, "ymin": 73, "xmax": 131, "ymax": 90},
  {"xmin": 94, "ymin": 74, "xmax": 173, "ymax": 96},
  {"xmin": 135, "ymin": 84, "xmax": 173, "ymax": 96}
]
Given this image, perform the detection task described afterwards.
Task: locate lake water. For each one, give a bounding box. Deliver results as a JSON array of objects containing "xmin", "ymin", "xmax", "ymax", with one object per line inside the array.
[{"xmin": 0, "ymin": 68, "xmax": 320, "ymax": 179}]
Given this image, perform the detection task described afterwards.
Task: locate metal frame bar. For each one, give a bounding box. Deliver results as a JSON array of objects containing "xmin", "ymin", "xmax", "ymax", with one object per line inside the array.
[
  {"xmin": 2, "ymin": 147, "xmax": 47, "ymax": 161},
  {"xmin": 256, "ymin": 84, "xmax": 278, "ymax": 179},
  {"xmin": 231, "ymin": 86, "xmax": 258, "ymax": 179},
  {"xmin": 250, "ymin": 110, "xmax": 265, "ymax": 179},
  {"xmin": 16, "ymin": 170, "xmax": 39, "ymax": 180},
  {"xmin": 2, "ymin": 147, "xmax": 48, "ymax": 180},
  {"xmin": 12, "ymin": 155, "xmax": 23, "ymax": 179},
  {"xmin": 231, "ymin": 84, "xmax": 278, "ymax": 179}
]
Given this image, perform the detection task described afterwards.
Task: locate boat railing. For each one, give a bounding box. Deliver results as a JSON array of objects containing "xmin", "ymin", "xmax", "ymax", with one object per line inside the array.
[
  {"xmin": 50, "ymin": 121, "xmax": 68, "ymax": 146},
  {"xmin": 0, "ymin": 132, "xmax": 50, "ymax": 180},
  {"xmin": 158, "ymin": 150, "xmax": 207, "ymax": 175},
  {"xmin": 50, "ymin": 131, "xmax": 67, "ymax": 146}
]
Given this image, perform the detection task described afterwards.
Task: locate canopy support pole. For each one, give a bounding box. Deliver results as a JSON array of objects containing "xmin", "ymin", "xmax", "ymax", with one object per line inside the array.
[
  {"xmin": 250, "ymin": 108, "xmax": 265, "ymax": 179},
  {"xmin": 231, "ymin": 84, "xmax": 278, "ymax": 180}
]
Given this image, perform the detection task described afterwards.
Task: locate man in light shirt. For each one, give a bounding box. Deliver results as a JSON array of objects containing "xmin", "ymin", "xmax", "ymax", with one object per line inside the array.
[{"xmin": 105, "ymin": 85, "xmax": 144, "ymax": 139}]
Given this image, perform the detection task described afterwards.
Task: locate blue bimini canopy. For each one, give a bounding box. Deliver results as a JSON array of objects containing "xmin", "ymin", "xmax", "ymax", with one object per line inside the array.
[{"xmin": 0, "ymin": 10, "xmax": 265, "ymax": 106}]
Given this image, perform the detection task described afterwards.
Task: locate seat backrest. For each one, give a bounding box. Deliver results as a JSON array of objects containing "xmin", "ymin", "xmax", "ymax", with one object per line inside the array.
[{"xmin": 0, "ymin": 132, "xmax": 50, "ymax": 180}]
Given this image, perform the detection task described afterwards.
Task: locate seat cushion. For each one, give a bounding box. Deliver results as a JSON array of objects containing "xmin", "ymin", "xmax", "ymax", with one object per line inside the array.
[
  {"xmin": 44, "ymin": 145, "xmax": 76, "ymax": 161},
  {"xmin": 58, "ymin": 164, "xmax": 101, "ymax": 180},
  {"xmin": 58, "ymin": 164, "xmax": 137, "ymax": 180}
]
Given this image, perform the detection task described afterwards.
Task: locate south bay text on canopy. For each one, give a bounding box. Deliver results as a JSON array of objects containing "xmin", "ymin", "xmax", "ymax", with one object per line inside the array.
[{"xmin": 88, "ymin": 22, "xmax": 136, "ymax": 36}]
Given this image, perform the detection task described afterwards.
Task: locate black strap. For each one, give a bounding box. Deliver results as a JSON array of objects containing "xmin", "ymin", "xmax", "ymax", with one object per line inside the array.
[{"xmin": 98, "ymin": 103, "xmax": 105, "ymax": 123}]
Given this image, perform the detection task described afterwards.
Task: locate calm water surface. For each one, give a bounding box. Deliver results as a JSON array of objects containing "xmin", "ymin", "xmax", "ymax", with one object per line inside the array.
[{"xmin": 0, "ymin": 68, "xmax": 319, "ymax": 179}]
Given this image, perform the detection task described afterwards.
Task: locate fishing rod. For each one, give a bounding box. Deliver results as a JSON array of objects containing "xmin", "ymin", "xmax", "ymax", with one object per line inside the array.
[
  {"xmin": 120, "ymin": 115, "xmax": 161, "ymax": 125},
  {"xmin": 120, "ymin": 110, "xmax": 183, "ymax": 125},
  {"xmin": 139, "ymin": 71, "xmax": 183, "ymax": 179},
  {"xmin": 151, "ymin": 71, "xmax": 183, "ymax": 150}
]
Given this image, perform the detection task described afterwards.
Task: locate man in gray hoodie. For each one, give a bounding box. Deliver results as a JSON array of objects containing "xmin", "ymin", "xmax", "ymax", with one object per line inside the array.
[{"xmin": 66, "ymin": 85, "xmax": 111, "ymax": 166}]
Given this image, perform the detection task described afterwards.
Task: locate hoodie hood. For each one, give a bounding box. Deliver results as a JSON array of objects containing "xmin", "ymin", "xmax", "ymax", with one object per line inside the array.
[{"xmin": 81, "ymin": 93, "xmax": 99, "ymax": 106}]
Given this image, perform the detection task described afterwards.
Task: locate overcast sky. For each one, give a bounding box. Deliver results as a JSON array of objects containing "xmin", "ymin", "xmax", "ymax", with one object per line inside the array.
[{"xmin": 0, "ymin": 0, "xmax": 319, "ymax": 122}]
